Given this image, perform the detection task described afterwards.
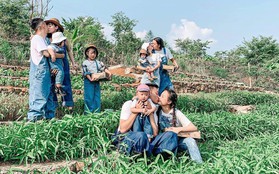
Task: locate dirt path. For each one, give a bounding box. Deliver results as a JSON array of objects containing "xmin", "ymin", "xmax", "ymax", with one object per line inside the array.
[{"xmin": 0, "ymin": 157, "xmax": 96, "ymax": 173}]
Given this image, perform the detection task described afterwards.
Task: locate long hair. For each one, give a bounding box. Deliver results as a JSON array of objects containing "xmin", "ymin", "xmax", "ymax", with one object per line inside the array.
[
  {"xmin": 153, "ymin": 37, "xmax": 165, "ymax": 50},
  {"xmin": 156, "ymin": 88, "xmax": 178, "ymax": 129}
]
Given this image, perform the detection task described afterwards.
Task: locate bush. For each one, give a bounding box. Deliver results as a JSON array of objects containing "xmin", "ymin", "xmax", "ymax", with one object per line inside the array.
[{"xmin": 211, "ymin": 67, "xmax": 229, "ymax": 79}]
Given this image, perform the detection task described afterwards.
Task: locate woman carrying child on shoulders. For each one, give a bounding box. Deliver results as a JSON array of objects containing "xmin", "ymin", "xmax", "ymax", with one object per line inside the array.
[{"xmin": 82, "ymin": 45, "xmax": 112, "ymax": 114}]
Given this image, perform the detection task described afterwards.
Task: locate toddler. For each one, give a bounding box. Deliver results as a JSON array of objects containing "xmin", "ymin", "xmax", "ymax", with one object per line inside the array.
[
  {"xmin": 138, "ymin": 49, "xmax": 157, "ymax": 81},
  {"xmin": 131, "ymin": 84, "xmax": 157, "ymax": 139},
  {"xmin": 47, "ymin": 32, "xmax": 66, "ymax": 95}
]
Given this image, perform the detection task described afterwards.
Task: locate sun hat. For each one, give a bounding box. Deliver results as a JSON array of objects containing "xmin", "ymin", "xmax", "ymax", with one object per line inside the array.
[
  {"xmin": 137, "ymin": 84, "xmax": 150, "ymax": 92},
  {"xmin": 84, "ymin": 44, "xmax": 98, "ymax": 57},
  {"xmin": 45, "ymin": 18, "xmax": 64, "ymax": 32},
  {"xmin": 51, "ymin": 32, "xmax": 67, "ymax": 44},
  {"xmin": 141, "ymin": 42, "xmax": 150, "ymax": 51}
]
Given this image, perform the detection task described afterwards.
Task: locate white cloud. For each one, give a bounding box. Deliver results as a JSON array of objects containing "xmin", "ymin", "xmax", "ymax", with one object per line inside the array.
[
  {"xmin": 135, "ymin": 30, "xmax": 147, "ymax": 40},
  {"xmin": 166, "ymin": 19, "xmax": 216, "ymax": 50},
  {"xmin": 101, "ymin": 23, "xmax": 115, "ymax": 42}
]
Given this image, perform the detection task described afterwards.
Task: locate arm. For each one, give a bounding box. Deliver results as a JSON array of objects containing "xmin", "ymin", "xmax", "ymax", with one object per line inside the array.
[
  {"xmin": 65, "ymin": 40, "xmax": 78, "ymax": 68},
  {"xmin": 130, "ymin": 100, "xmax": 146, "ymax": 114},
  {"xmin": 55, "ymin": 53, "xmax": 65, "ymax": 59},
  {"xmin": 165, "ymin": 123, "xmax": 197, "ymax": 134},
  {"xmin": 104, "ymin": 69, "xmax": 112, "ymax": 78},
  {"xmin": 119, "ymin": 101, "xmax": 142, "ymax": 133},
  {"xmin": 47, "ymin": 48, "xmax": 56, "ymax": 62},
  {"xmin": 149, "ymin": 113, "xmax": 158, "ymax": 136},
  {"xmin": 150, "ymin": 60, "xmax": 161, "ymax": 72},
  {"xmin": 170, "ymin": 58, "xmax": 179, "ymax": 72}
]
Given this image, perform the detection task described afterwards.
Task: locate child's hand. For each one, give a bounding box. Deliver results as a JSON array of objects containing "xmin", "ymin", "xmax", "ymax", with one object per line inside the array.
[
  {"xmin": 52, "ymin": 56, "xmax": 56, "ymax": 63},
  {"xmin": 145, "ymin": 109, "xmax": 153, "ymax": 116}
]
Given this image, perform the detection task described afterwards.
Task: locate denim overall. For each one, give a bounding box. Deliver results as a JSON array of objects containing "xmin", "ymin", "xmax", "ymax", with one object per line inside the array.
[
  {"xmin": 48, "ymin": 45, "xmax": 64, "ymax": 86},
  {"xmin": 83, "ymin": 60, "xmax": 101, "ymax": 114},
  {"xmin": 158, "ymin": 48, "xmax": 174, "ymax": 95},
  {"xmin": 132, "ymin": 113, "xmax": 153, "ymax": 138},
  {"xmin": 157, "ymin": 110, "xmax": 203, "ymax": 163},
  {"xmin": 47, "ymin": 38, "xmax": 74, "ymax": 108},
  {"xmin": 27, "ymin": 56, "xmax": 55, "ymax": 121},
  {"xmin": 111, "ymin": 129, "xmax": 150, "ymax": 156}
]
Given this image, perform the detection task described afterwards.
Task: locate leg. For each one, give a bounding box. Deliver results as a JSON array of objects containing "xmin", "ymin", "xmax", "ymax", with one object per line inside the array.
[
  {"xmin": 92, "ymin": 82, "xmax": 101, "ymax": 112},
  {"xmin": 132, "ymin": 114, "xmax": 145, "ymax": 132},
  {"xmin": 84, "ymin": 79, "xmax": 94, "ymax": 114},
  {"xmin": 61, "ymin": 57, "xmax": 74, "ymax": 107},
  {"xmin": 178, "ymin": 137, "xmax": 203, "ymax": 163},
  {"xmin": 114, "ymin": 131, "xmax": 150, "ymax": 156},
  {"xmin": 143, "ymin": 116, "xmax": 153, "ymax": 139},
  {"xmin": 150, "ymin": 131, "xmax": 178, "ymax": 156}
]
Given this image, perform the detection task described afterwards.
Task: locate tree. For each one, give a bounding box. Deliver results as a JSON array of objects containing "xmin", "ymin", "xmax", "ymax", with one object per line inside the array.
[
  {"xmin": 62, "ymin": 16, "xmax": 112, "ymax": 64},
  {"xmin": 237, "ymin": 36, "xmax": 279, "ymax": 65},
  {"xmin": 175, "ymin": 38, "xmax": 211, "ymax": 59},
  {"xmin": 0, "ymin": 0, "xmax": 30, "ymax": 39},
  {"xmin": 109, "ymin": 12, "xmax": 141, "ymax": 64},
  {"xmin": 144, "ymin": 30, "xmax": 154, "ymax": 43}
]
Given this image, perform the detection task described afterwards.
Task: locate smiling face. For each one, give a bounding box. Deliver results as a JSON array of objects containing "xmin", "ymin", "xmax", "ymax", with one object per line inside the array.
[{"xmin": 158, "ymin": 90, "xmax": 171, "ymax": 106}]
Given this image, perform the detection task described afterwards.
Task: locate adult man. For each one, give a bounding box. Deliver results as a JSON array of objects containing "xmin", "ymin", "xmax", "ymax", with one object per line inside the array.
[{"xmin": 112, "ymin": 83, "xmax": 177, "ymax": 156}]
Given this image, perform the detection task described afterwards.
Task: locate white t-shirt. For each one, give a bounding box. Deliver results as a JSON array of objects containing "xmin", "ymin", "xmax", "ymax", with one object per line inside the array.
[
  {"xmin": 130, "ymin": 98, "xmax": 156, "ymax": 110},
  {"xmin": 118, "ymin": 100, "xmax": 158, "ymax": 131},
  {"xmin": 30, "ymin": 35, "xmax": 48, "ymax": 65},
  {"xmin": 154, "ymin": 47, "xmax": 173, "ymax": 61},
  {"xmin": 147, "ymin": 53, "xmax": 161, "ymax": 66},
  {"xmin": 155, "ymin": 108, "xmax": 191, "ymax": 127}
]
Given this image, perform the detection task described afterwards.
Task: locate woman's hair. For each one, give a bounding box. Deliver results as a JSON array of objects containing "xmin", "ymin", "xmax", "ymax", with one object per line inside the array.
[
  {"xmin": 153, "ymin": 37, "xmax": 165, "ymax": 50},
  {"xmin": 166, "ymin": 88, "xmax": 178, "ymax": 127},
  {"xmin": 30, "ymin": 18, "xmax": 44, "ymax": 31},
  {"xmin": 156, "ymin": 88, "xmax": 178, "ymax": 129}
]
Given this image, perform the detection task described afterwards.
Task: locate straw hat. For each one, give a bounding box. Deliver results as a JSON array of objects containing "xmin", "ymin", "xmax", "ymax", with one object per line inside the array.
[
  {"xmin": 45, "ymin": 18, "xmax": 64, "ymax": 32},
  {"xmin": 51, "ymin": 32, "xmax": 67, "ymax": 44},
  {"xmin": 84, "ymin": 44, "xmax": 98, "ymax": 57}
]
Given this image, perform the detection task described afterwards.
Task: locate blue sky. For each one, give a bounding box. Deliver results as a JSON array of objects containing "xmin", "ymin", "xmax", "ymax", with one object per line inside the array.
[{"xmin": 47, "ymin": 0, "xmax": 279, "ymax": 55}]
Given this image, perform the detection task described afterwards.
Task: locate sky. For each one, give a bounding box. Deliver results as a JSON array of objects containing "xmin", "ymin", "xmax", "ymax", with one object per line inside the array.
[{"xmin": 47, "ymin": 0, "xmax": 279, "ymax": 55}]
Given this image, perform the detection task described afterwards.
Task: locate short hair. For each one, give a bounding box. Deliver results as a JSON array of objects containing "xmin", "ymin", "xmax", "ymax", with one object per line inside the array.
[{"xmin": 30, "ymin": 18, "xmax": 44, "ymax": 31}]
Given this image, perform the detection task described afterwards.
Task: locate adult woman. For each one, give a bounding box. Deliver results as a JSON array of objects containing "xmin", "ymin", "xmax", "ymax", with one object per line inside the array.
[
  {"xmin": 45, "ymin": 18, "xmax": 77, "ymax": 110},
  {"xmin": 155, "ymin": 88, "xmax": 203, "ymax": 163},
  {"xmin": 151, "ymin": 37, "xmax": 179, "ymax": 95}
]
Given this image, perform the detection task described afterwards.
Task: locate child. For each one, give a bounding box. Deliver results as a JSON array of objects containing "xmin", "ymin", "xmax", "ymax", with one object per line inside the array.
[
  {"xmin": 130, "ymin": 84, "xmax": 157, "ymax": 140},
  {"xmin": 137, "ymin": 49, "xmax": 157, "ymax": 81},
  {"xmin": 47, "ymin": 32, "xmax": 66, "ymax": 95},
  {"xmin": 82, "ymin": 45, "xmax": 112, "ymax": 114}
]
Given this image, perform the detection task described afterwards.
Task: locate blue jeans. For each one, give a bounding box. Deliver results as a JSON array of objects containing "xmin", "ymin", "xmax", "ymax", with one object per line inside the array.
[
  {"xmin": 159, "ymin": 56, "xmax": 173, "ymax": 95},
  {"xmin": 27, "ymin": 57, "xmax": 55, "ymax": 121},
  {"xmin": 84, "ymin": 79, "xmax": 101, "ymax": 113},
  {"xmin": 49, "ymin": 59, "xmax": 64, "ymax": 85},
  {"xmin": 177, "ymin": 137, "xmax": 203, "ymax": 163},
  {"xmin": 150, "ymin": 131, "xmax": 178, "ymax": 157},
  {"xmin": 112, "ymin": 130, "xmax": 150, "ymax": 156},
  {"xmin": 132, "ymin": 114, "xmax": 153, "ymax": 138},
  {"xmin": 158, "ymin": 113, "xmax": 203, "ymax": 163}
]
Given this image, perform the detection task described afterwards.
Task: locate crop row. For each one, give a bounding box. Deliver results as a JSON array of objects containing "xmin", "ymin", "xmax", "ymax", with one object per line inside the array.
[{"xmin": 0, "ymin": 105, "xmax": 278, "ymax": 174}]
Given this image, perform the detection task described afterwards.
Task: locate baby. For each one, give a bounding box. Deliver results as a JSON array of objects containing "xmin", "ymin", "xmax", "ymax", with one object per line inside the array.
[{"xmin": 138, "ymin": 49, "xmax": 157, "ymax": 81}]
